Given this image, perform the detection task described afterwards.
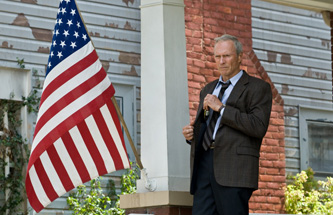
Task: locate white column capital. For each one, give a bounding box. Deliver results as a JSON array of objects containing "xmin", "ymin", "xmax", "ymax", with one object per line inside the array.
[{"xmin": 140, "ymin": 0, "xmax": 185, "ymax": 8}]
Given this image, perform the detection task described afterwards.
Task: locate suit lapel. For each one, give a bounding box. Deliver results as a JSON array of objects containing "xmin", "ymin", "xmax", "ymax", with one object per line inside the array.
[
  {"xmin": 218, "ymin": 72, "xmax": 249, "ymax": 128},
  {"xmin": 226, "ymin": 72, "xmax": 249, "ymax": 106}
]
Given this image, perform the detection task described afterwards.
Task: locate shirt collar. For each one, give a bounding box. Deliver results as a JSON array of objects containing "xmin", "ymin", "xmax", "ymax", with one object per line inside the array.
[{"xmin": 219, "ymin": 70, "xmax": 243, "ymax": 86}]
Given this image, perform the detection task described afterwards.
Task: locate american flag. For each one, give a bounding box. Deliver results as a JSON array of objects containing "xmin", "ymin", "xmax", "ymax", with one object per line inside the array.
[{"xmin": 25, "ymin": 0, "xmax": 130, "ymax": 212}]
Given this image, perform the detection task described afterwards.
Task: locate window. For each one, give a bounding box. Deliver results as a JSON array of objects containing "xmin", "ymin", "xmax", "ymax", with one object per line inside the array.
[{"xmin": 299, "ymin": 105, "xmax": 333, "ymax": 177}]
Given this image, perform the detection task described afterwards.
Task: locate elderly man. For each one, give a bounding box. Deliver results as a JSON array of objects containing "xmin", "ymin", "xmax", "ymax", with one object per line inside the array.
[{"xmin": 182, "ymin": 34, "xmax": 272, "ymax": 214}]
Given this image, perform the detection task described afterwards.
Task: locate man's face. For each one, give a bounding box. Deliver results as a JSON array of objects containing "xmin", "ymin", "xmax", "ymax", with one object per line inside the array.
[{"xmin": 214, "ymin": 40, "xmax": 243, "ymax": 81}]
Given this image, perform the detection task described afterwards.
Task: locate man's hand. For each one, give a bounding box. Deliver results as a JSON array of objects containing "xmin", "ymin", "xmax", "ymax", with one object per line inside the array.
[
  {"xmin": 182, "ymin": 122, "xmax": 194, "ymax": 141},
  {"xmin": 203, "ymin": 94, "xmax": 223, "ymax": 112}
]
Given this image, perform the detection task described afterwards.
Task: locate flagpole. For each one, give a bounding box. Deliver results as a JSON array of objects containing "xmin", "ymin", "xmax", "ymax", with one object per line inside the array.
[
  {"xmin": 111, "ymin": 97, "xmax": 156, "ymax": 191},
  {"xmin": 111, "ymin": 96, "xmax": 143, "ymax": 170}
]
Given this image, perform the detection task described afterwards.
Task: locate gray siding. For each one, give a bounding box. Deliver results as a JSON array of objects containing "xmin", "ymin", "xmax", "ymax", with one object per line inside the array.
[
  {"xmin": 252, "ymin": 0, "xmax": 332, "ymax": 175},
  {"xmin": 0, "ymin": 0, "xmax": 141, "ymax": 214}
]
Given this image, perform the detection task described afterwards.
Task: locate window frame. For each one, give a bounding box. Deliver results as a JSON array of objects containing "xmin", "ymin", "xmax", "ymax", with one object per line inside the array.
[{"xmin": 299, "ymin": 105, "xmax": 333, "ymax": 177}]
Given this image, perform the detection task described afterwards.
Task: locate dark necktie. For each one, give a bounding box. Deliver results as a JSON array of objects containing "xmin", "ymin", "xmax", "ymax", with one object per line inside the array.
[{"xmin": 202, "ymin": 81, "xmax": 230, "ymax": 150}]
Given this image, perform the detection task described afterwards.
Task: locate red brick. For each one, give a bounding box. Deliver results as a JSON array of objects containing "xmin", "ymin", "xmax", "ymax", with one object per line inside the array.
[
  {"xmin": 266, "ymin": 168, "xmax": 280, "ymax": 175},
  {"xmin": 239, "ymin": 3, "xmax": 251, "ymax": 10},
  {"xmin": 188, "ymin": 81, "xmax": 201, "ymax": 89},
  {"xmin": 267, "ymin": 182, "xmax": 281, "ymax": 189},
  {"xmin": 272, "ymin": 146, "xmax": 285, "ymax": 153},
  {"xmin": 203, "ymin": 38, "xmax": 212, "ymax": 46},
  {"xmin": 204, "ymin": 61, "xmax": 216, "ymax": 69},
  {"xmin": 203, "ymin": 11, "xmax": 211, "ymax": 18},
  {"xmin": 189, "ymin": 93, "xmax": 199, "ymax": 100},
  {"xmin": 261, "ymin": 152, "xmax": 279, "ymax": 161},
  {"xmin": 186, "ymin": 8, "xmax": 201, "ymax": 15},
  {"xmin": 185, "ymin": 14, "xmax": 192, "ymax": 22},
  {"xmin": 187, "ymin": 73, "xmax": 193, "ymax": 80},
  {"xmin": 260, "ymin": 160, "xmax": 273, "ymax": 168},
  {"xmin": 217, "ymin": 6, "xmax": 232, "ymax": 14},
  {"xmin": 273, "ymin": 161, "xmax": 285, "ymax": 169},
  {"xmin": 271, "ymin": 133, "xmax": 284, "ymax": 141},
  {"xmin": 225, "ymin": 29, "xmax": 240, "ymax": 37},
  {"xmin": 187, "ymin": 58, "xmax": 193, "ymax": 66},
  {"xmin": 273, "ymin": 189, "xmax": 285, "ymax": 197},
  {"xmin": 267, "ymin": 125, "xmax": 279, "ymax": 132},
  {"xmin": 238, "ymin": 16, "xmax": 252, "ymax": 25},
  {"xmin": 204, "ymin": 18, "xmax": 219, "ymax": 25},
  {"xmin": 252, "ymin": 196, "xmax": 267, "ymax": 203},
  {"xmin": 223, "ymin": 1, "xmax": 239, "ymax": 8},
  {"xmin": 211, "ymin": 25, "xmax": 227, "ymax": 34},
  {"xmin": 187, "ymin": 52, "xmax": 204, "ymax": 59},
  {"xmin": 211, "ymin": 12, "xmax": 224, "ymax": 19},
  {"xmin": 258, "ymin": 181, "xmax": 267, "ymax": 188},
  {"xmin": 186, "ymin": 22, "xmax": 201, "ymax": 30},
  {"xmin": 185, "ymin": 29, "xmax": 192, "ymax": 36},
  {"xmin": 193, "ymin": 74, "xmax": 205, "ymax": 82},
  {"xmin": 260, "ymin": 203, "xmax": 275, "ymax": 211},
  {"xmin": 192, "ymin": 15, "xmax": 203, "ymax": 24},
  {"xmin": 187, "ymin": 65, "xmax": 200, "ymax": 74},
  {"xmin": 187, "ymin": 37, "xmax": 202, "ymax": 45},
  {"xmin": 206, "ymin": 76, "xmax": 218, "ymax": 83},
  {"xmin": 264, "ymin": 139, "xmax": 279, "ymax": 146},
  {"xmin": 193, "ymin": 59, "xmax": 205, "ymax": 68},
  {"xmin": 193, "ymin": 30, "xmax": 203, "ymax": 38},
  {"xmin": 200, "ymin": 68, "xmax": 214, "ymax": 76},
  {"xmin": 270, "ymin": 118, "xmax": 284, "ymax": 126},
  {"xmin": 204, "ymin": 31, "xmax": 219, "ymax": 39},
  {"xmin": 260, "ymin": 175, "xmax": 273, "ymax": 182},
  {"xmin": 192, "ymin": 45, "xmax": 201, "ymax": 53}
]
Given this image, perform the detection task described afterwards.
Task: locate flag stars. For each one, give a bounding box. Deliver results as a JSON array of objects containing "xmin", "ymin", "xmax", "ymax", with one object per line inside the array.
[
  {"xmin": 70, "ymin": 42, "xmax": 77, "ymax": 49},
  {"xmin": 70, "ymin": 9, "xmax": 76, "ymax": 16},
  {"xmin": 63, "ymin": 30, "xmax": 70, "ymax": 37},
  {"xmin": 61, "ymin": 8, "xmax": 66, "ymax": 15},
  {"xmin": 60, "ymin": 41, "xmax": 66, "ymax": 48},
  {"xmin": 58, "ymin": 18, "xmax": 63, "ymax": 25},
  {"xmin": 57, "ymin": 51, "xmax": 63, "ymax": 59},
  {"xmin": 54, "ymin": 29, "xmax": 59, "ymax": 36},
  {"xmin": 77, "ymin": 22, "xmax": 81, "ymax": 28},
  {"xmin": 82, "ymin": 34, "xmax": 87, "ymax": 41},
  {"xmin": 73, "ymin": 31, "xmax": 79, "ymax": 38},
  {"xmin": 53, "ymin": 40, "xmax": 57, "ymax": 47},
  {"xmin": 50, "ymin": 51, "xmax": 54, "ymax": 58},
  {"xmin": 48, "ymin": 62, "xmax": 51, "ymax": 68},
  {"xmin": 65, "ymin": 0, "xmax": 70, "ymax": 3},
  {"xmin": 67, "ymin": 19, "xmax": 73, "ymax": 27}
]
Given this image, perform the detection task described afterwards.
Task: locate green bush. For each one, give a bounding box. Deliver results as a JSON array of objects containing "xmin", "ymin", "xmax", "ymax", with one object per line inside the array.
[
  {"xmin": 67, "ymin": 164, "xmax": 139, "ymax": 215},
  {"xmin": 284, "ymin": 168, "xmax": 333, "ymax": 214}
]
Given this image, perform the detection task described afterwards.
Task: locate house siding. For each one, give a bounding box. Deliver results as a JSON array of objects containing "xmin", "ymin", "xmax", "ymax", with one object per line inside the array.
[{"xmin": 252, "ymin": 0, "xmax": 332, "ymax": 176}]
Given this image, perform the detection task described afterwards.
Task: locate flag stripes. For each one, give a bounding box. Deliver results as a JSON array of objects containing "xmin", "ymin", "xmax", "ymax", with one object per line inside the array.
[
  {"xmin": 39, "ymin": 43, "xmax": 98, "ymax": 109},
  {"xmin": 52, "ymin": 139, "xmax": 80, "ymax": 190},
  {"xmin": 27, "ymin": 99, "xmax": 130, "ymax": 212}
]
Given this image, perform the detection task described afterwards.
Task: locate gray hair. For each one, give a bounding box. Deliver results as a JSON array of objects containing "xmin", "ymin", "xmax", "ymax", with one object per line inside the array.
[{"xmin": 214, "ymin": 34, "xmax": 243, "ymax": 56}]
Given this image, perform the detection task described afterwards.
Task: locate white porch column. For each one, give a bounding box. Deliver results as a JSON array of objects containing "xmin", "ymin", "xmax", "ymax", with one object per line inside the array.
[{"xmin": 138, "ymin": 0, "xmax": 190, "ymax": 193}]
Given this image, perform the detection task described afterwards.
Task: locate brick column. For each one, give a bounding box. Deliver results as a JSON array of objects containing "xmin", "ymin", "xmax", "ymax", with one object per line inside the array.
[{"xmin": 184, "ymin": 0, "xmax": 286, "ymax": 213}]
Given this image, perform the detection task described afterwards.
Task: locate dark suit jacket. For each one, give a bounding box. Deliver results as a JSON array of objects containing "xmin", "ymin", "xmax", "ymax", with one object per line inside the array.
[{"xmin": 190, "ymin": 71, "xmax": 272, "ymax": 194}]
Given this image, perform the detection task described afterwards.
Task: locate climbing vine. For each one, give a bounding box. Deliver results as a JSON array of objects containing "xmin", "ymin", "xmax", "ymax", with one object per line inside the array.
[{"xmin": 0, "ymin": 58, "xmax": 40, "ymax": 214}]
